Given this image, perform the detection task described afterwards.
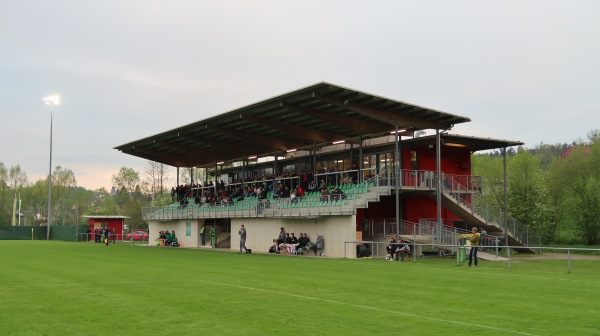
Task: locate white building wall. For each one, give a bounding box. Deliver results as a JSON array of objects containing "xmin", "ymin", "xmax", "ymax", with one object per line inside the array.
[
  {"xmin": 149, "ymin": 219, "xmax": 202, "ymax": 248},
  {"xmin": 148, "ymin": 216, "xmax": 358, "ymax": 258},
  {"xmin": 230, "ymin": 216, "xmax": 357, "ymax": 258}
]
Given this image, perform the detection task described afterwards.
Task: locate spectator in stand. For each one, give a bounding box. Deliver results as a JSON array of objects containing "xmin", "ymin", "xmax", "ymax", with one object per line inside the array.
[
  {"xmin": 318, "ymin": 178, "xmax": 327, "ymax": 190},
  {"xmin": 308, "ymin": 179, "xmax": 316, "ymax": 193},
  {"xmin": 320, "ymin": 188, "xmax": 330, "ymax": 202},
  {"xmin": 290, "ymin": 188, "xmax": 298, "ymax": 204},
  {"xmin": 282, "ymin": 186, "xmax": 291, "ymax": 198},
  {"xmin": 331, "ymin": 187, "xmax": 345, "ymax": 201},
  {"xmin": 296, "ymin": 184, "xmax": 305, "ymax": 198},
  {"xmin": 351, "ymin": 164, "xmax": 359, "ymax": 184}
]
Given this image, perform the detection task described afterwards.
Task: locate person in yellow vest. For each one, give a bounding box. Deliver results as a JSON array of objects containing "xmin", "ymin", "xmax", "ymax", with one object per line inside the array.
[{"xmin": 468, "ymin": 227, "xmax": 481, "ymax": 267}]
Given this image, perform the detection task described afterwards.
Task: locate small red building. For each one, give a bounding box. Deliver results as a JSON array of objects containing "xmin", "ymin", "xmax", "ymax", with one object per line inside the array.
[{"xmin": 83, "ymin": 215, "xmax": 129, "ymax": 241}]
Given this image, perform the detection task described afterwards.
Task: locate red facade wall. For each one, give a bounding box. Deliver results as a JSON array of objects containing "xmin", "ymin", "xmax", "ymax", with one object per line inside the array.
[
  {"xmin": 87, "ymin": 218, "xmax": 124, "ymax": 237},
  {"xmin": 360, "ymin": 144, "xmax": 471, "ymax": 228}
]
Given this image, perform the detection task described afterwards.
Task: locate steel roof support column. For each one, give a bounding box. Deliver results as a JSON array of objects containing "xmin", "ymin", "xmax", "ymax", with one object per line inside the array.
[
  {"xmin": 358, "ymin": 135, "xmax": 363, "ymax": 184},
  {"xmin": 436, "ymin": 129, "xmax": 442, "ymax": 245},
  {"xmin": 273, "ymin": 150, "xmax": 278, "ymax": 192},
  {"xmin": 503, "ymin": 146, "xmax": 510, "ymax": 261},
  {"xmin": 312, "ymin": 144, "xmax": 317, "ymax": 184},
  {"xmin": 395, "ymin": 125, "xmax": 400, "ymax": 241}
]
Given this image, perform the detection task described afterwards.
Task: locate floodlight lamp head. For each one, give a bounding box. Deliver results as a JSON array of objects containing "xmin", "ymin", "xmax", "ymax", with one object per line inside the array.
[{"xmin": 43, "ymin": 95, "xmax": 60, "ymax": 106}]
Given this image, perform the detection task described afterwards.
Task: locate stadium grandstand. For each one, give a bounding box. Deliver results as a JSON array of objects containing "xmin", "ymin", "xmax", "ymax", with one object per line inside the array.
[{"xmin": 115, "ymin": 82, "xmax": 539, "ymax": 258}]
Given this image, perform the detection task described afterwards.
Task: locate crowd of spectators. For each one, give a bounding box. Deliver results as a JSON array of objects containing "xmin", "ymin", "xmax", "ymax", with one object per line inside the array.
[
  {"xmin": 157, "ymin": 230, "xmax": 178, "ymax": 247},
  {"xmin": 169, "ymin": 167, "xmax": 358, "ymax": 208},
  {"xmin": 269, "ymin": 227, "xmax": 324, "ymax": 256},
  {"xmin": 89, "ymin": 226, "xmax": 114, "ymax": 245}
]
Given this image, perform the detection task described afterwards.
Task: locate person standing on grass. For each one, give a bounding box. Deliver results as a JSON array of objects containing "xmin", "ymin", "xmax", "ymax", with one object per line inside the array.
[
  {"xmin": 200, "ymin": 225, "xmax": 206, "ymax": 246},
  {"xmin": 103, "ymin": 226, "xmax": 110, "ymax": 246},
  {"xmin": 277, "ymin": 227, "xmax": 286, "ymax": 244},
  {"xmin": 468, "ymin": 227, "xmax": 481, "ymax": 266},
  {"xmin": 209, "ymin": 225, "xmax": 216, "ymax": 247},
  {"xmin": 239, "ymin": 225, "xmax": 248, "ymax": 254},
  {"xmin": 315, "ymin": 233, "xmax": 324, "ymax": 256}
]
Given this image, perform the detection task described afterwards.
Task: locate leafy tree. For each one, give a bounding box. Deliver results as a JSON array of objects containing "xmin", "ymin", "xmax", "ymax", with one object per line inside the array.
[
  {"xmin": 51, "ymin": 166, "xmax": 77, "ymax": 225},
  {"xmin": 20, "ymin": 180, "xmax": 49, "ymax": 226},
  {"xmin": 111, "ymin": 167, "xmax": 148, "ymax": 228},
  {"xmin": 471, "ymin": 153, "xmax": 505, "ymax": 207},
  {"xmin": 508, "ymin": 148, "xmax": 557, "ymax": 241},
  {"xmin": 550, "ymin": 132, "xmax": 600, "ymax": 244},
  {"xmin": 112, "ymin": 167, "xmax": 142, "ymax": 195}
]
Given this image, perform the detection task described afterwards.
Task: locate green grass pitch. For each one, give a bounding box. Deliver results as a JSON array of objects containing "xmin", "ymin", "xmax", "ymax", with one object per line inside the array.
[{"xmin": 1, "ymin": 241, "xmax": 599, "ymax": 335}]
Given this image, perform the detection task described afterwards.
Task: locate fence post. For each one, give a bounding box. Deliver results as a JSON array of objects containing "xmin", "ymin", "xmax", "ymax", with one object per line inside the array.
[{"xmin": 567, "ymin": 249, "xmax": 572, "ymax": 274}]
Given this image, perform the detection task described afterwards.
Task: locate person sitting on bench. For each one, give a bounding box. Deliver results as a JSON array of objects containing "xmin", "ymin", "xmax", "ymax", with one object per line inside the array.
[
  {"xmin": 165, "ymin": 230, "xmax": 177, "ymax": 246},
  {"xmin": 395, "ymin": 240, "xmax": 410, "ymax": 261},
  {"xmin": 385, "ymin": 237, "xmax": 396, "ymax": 260}
]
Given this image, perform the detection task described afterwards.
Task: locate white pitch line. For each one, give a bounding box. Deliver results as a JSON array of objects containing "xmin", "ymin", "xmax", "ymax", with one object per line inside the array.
[{"xmin": 196, "ymin": 279, "xmax": 538, "ymax": 336}]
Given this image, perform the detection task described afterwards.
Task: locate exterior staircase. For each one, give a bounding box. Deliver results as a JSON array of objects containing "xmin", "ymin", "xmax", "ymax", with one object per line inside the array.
[{"xmin": 364, "ymin": 170, "xmax": 540, "ymax": 254}]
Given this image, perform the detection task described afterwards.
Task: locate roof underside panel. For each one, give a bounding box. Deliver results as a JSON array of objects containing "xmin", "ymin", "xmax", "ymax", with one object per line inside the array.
[{"xmin": 115, "ymin": 82, "xmax": 472, "ymax": 167}]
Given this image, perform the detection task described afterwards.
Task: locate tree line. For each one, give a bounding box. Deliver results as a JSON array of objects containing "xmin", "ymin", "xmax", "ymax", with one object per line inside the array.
[
  {"xmin": 0, "ymin": 161, "xmax": 184, "ymax": 230},
  {"xmin": 472, "ymin": 129, "xmax": 600, "ymax": 244}
]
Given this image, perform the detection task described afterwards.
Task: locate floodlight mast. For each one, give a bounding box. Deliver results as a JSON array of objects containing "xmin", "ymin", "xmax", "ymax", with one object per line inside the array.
[{"xmin": 44, "ymin": 95, "xmax": 60, "ymax": 240}]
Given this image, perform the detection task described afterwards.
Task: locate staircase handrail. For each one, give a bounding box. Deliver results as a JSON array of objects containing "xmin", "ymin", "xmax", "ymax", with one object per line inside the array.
[{"xmin": 441, "ymin": 173, "xmax": 541, "ymax": 247}]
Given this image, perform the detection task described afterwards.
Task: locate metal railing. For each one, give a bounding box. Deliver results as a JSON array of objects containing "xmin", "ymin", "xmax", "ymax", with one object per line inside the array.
[
  {"xmin": 441, "ymin": 173, "xmax": 541, "ymax": 248},
  {"xmin": 363, "ymin": 169, "xmax": 541, "ymax": 249},
  {"xmin": 345, "ymin": 241, "xmax": 599, "ymax": 274},
  {"xmin": 143, "ymin": 168, "xmax": 541, "ymax": 250},
  {"xmin": 360, "ymin": 219, "xmax": 500, "ymax": 256},
  {"xmin": 142, "ymin": 183, "xmax": 376, "ymax": 220}
]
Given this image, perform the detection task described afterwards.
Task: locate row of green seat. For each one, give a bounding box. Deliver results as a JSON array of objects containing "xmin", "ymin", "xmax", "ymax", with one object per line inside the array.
[{"xmin": 154, "ymin": 181, "xmax": 375, "ymax": 215}]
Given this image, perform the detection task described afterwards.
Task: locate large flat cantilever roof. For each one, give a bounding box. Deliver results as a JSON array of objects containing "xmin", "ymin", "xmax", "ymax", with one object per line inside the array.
[{"xmin": 115, "ymin": 82, "xmax": 472, "ymax": 168}]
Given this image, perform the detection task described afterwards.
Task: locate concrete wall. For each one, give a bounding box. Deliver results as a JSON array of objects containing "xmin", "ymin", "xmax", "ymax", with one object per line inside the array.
[
  {"xmin": 229, "ymin": 216, "xmax": 357, "ymax": 258},
  {"xmin": 149, "ymin": 219, "xmax": 203, "ymax": 248},
  {"xmin": 148, "ymin": 216, "xmax": 358, "ymax": 258}
]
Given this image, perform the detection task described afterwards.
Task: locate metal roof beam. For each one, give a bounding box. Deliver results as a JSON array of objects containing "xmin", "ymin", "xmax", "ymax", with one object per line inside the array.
[
  {"xmin": 208, "ymin": 124, "xmax": 298, "ymax": 151},
  {"xmin": 241, "ymin": 114, "xmax": 346, "ymax": 145},
  {"xmin": 179, "ymin": 134, "xmax": 264, "ymax": 157},
  {"xmin": 281, "ymin": 101, "xmax": 384, "ymax": 136},
  {"xmin": 156, "ymin": 140, "xmax": 222, "ymax": 162},
  {"xmin": 313, "ymin": 92, "xmax": 451, "ymax": 129},
  {"xmin": 122, "ymin": 148, "xmax": 190, "ymax": 168}
]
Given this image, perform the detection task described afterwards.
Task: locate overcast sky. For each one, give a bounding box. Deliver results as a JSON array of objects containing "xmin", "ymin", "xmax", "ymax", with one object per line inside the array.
[{"xmin": 1, "ymin": 1, "xmax": 599, "ymax": 191}]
